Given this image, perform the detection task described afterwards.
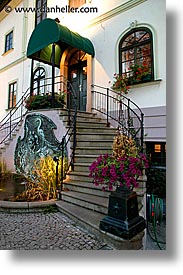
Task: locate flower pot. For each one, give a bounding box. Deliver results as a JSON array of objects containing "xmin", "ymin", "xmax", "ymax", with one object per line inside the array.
[
  {"xmin": 141, "ymin": 74, "xmax": 151, "ymax": 82},
  {"xmin": 99, "ymin": 185, "xmax": 146, "ymax": 240}
]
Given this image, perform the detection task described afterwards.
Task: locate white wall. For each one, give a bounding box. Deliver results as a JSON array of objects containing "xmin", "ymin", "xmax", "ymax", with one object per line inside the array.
[
  {"xmin": 0, "ymin": 0, "xmax": 166, "ymax": 122},
  {"xmin": 80, "ymin": 0, "xmax": 166, "ymax": 109},
  {"xmin": 0, "ymin": 59, "xmax": 31, "ymax": 119}
]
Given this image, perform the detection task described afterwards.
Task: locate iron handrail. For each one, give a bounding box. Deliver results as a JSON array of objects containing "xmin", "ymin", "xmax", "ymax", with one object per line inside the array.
[
  {"xmin": 91, "ymin": 84, "xmax": 144, "ymax": 150},
  {"xmin": 0, "ymin": 75, "xmax": 66, "ymax": 145},
  {"xmin": 60, "ymin": 80, "xmax": 77, "ymax": 194}
]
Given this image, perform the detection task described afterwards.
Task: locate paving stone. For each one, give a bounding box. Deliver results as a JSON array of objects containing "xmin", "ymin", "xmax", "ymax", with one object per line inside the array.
[{"xmin": 0, "ymin": 211, "xmax": 109, "ymax": 250}]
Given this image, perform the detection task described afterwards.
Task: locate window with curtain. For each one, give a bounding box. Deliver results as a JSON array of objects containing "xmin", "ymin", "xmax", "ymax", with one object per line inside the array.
[{"xmin": 119, "ymin": 27, "xmax": 154, "ymax": 84}]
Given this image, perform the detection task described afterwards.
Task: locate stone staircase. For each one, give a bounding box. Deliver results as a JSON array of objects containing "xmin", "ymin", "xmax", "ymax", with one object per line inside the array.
[
  {"xmin": 59, "ymin": 109, "xmax": 117, "ymax": 215},
  {"xmin": 57, "ymin": 109, "xmax": 146, "ymax": 249},
  {"xmin": 0, "ymin": 108, "xmax": 146, "ymax": 249}
]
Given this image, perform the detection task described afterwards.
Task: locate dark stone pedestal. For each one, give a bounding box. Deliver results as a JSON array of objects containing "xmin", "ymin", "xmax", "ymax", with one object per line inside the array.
[
  {"xmin": 99, "ymin": 185, "xmax": 146, "ymax": 240},
  {"xmin": 100, "ymin": 214, "xmax": 145, "ymax": 240}
]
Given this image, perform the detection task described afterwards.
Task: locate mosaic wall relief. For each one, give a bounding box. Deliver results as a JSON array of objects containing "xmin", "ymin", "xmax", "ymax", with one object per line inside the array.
[{"xmin": 14, "ymin": 113, "xmax": 67, "ymax": 177}]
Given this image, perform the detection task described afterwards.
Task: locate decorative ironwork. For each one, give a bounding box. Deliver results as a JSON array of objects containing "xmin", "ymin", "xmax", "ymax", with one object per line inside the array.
[
  {"xmin": 0, "ymin": 75, "xmax": 65, "ymax": 146},
  {"xmin": 91, "ymin": 84, "xmax": 144, "ymax": 151}
]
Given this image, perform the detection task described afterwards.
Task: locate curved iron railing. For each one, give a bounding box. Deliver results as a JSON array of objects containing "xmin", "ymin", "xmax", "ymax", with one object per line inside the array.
[{"xmin": 91, "ymin": 84, "xmax": 144, "ymax": 151}]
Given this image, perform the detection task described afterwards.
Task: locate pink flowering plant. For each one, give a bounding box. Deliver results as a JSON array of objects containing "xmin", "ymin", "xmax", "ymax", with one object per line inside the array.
[
  {"xmin": 89, "ymin": 153, "xmax": 149, "ymax": 191},
  {"xmin": 110, "ymin": 73, "xmax": 130, "ymax": 95}
]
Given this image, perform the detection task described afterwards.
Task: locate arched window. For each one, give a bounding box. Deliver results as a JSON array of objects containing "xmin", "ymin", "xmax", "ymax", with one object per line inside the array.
[
  {"xmin": 33, "ymin": 67, "xmax": 46, "ymax": 95},
  {"xmin": 119, "ymin": 27, "xmax": 154, "ymax": 84},
  {"xmin": 35, "ymin": 0, "xmax": 47, "ymax": 26}
]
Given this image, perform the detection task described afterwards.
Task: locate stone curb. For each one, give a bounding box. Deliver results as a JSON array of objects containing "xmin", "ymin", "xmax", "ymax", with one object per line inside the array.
[{"xmin": 0, "ymin": 200, "xmax": 56, "ymax": 212}]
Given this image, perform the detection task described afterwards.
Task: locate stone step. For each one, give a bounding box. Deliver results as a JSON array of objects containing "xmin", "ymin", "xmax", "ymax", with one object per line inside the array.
[
  {"xmin": 75, "ymin": 127, "xmax": 117, "ymax": 134},
  {"xmin": 59, "ymin": 109, "xmax": 97, "ymax": 118},
  {"xmin": 67, "ymin": 171, "xmax": 92, "ymax": 182},
  {"xmin": 73, "ymin": 163, "xmax": 91, "ymax": 172},
  {"xmin": 73, "ymin": 133, "xmax": 115, "ymax": 141},
  {"xmin": 56, "ymin": 200, "xmax": 144, "ymax": 250},
  {"xmin": 75, "ymin": 140, "xmax": 114, "ymax": 148},
  {"xmin": 74, "ymin": 154, "xmax": 100, "ymax": 163},
  {"xmin": 75, "ymin": 121, "xmax": 108, "ymax": 128},
  {"xmin": 63, "ymin": 180, "xmax": 110, "ymax": 198},
  {"xmin": 74, "ymin": 146, "xmax": 112, "ymax": 155},
  {"xmin": 61, "ymin": 190, "xmax": 108, "ymax": 214},
  {"xmin": 61, "ymin": 114, "xmax": 107, "ymax": 123}
]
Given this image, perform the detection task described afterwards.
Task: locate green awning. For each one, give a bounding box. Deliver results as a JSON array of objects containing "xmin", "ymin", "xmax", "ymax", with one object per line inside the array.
[{"xmin": 27, "ymin": 18, "xmax": 95, "ymax": 67}]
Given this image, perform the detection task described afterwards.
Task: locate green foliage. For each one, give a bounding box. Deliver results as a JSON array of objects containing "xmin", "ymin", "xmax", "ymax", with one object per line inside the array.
[
  {"xmin": 43, "ymin": 205, "xmax": 58, "ymax": 214},
  {"xmin": 110, "ymin": 73, "xmax": 130, "ymax": 95},
  {"xmin": 146, "ymin": 167, "xmax": 166, "ymax": 198},
  {"xmin": 25, "ymin": 91, "xmax": 66, "ymax": 110},
  {"xmin": 128, "ymin": 63, "xmax": 150, "ymax": 83}
]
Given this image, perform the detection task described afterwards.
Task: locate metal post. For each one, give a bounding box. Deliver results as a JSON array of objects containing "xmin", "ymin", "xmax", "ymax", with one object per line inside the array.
[
  {"xmin": 30, "ymin": 59, "xmax": 34, "ymax": 96},
  {"xmin": 68, "ymin": 84, "xmax": 71, "ymax": 126},
  {"xmin": 127, "ymin": 99, "xmax": 130, "ymax": 137},
  {"xmin": 53, "ymin": 156, "xmax": 60, "ymax": 199},
  {"xmin": 9, "ymin": 109, "xmax": 12, "ymax": 140},
  {"xmin": 51, "ymin": 43, "xmax": 55, "ymax": 108},
  {"xmin": 106, "ymin": 88, "xmax": 110, "ymax": 127},
  {"xmin": 141, "ymin": 113, "xmax": 144, "ymax": 152},
  {"xmin": 61, "ymin": 137, "xmax": 65, "ymax": 192}
]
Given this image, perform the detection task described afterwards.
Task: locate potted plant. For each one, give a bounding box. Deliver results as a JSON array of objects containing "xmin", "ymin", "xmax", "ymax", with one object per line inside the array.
[
  {"xmin": 25, "ymin": 90, "xmax": 66, "ymax": 110},
  {"xmin": 89, "ymin": 134, "xmax": 149, "ymax": 191},
  {"xmin": 110, "ymin": 73, "xmax": 130, "ymax": 95},
  {"xmin": 128, "ymin": 62, "xmax": 150, "ymax": 84},
  {"xmin": 89, "ymin": 133, "xmax": 149, "ymax": 239}
]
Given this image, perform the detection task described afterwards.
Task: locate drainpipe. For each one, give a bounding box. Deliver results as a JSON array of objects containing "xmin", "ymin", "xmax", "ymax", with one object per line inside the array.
[{"xmin": 51, "ymin": 43, "xmax": 55, "ymax": 108}]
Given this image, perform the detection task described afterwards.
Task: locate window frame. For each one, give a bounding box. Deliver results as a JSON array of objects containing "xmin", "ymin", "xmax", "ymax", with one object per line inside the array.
[
  {"xmin": 33, "ymin": 67, "xmax": 46, "ymax": 95},
  {"xmin": 4, "ymin": 30, "xmax": 13, "ymax": 53},
  {"xmin": 119, "ymin": 27, "xmax": 154, "ymax": 83},
  {"xmin": 145, "ymin": 142, "xmax": 166, "ymax": 167},
  {"xmin": 8, "ymin": 81, "xmax": 17, "ymax": 109},
  {"xmin": 35, "ymin": 0, "xmax": 47, "ymax": 26}
]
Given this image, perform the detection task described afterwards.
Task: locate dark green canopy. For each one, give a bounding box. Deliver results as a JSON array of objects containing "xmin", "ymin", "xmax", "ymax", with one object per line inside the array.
[{"xmin": 27, "ymin": 18, "xmax": 95, "ymax": 67}]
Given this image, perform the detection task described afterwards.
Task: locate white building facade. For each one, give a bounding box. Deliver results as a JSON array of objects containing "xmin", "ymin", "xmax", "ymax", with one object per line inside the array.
[{"xmin": 0, "ymin": 0, "xmax": 166, "ymax": 166}]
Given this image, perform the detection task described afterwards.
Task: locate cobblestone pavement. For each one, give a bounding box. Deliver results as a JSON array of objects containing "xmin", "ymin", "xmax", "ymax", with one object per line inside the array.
[
  {"xmin": 0, "ymin": 210, "xmax": 166, "ymax": 250},
  {"xmin": 0, "ymin": 211, "xmax": 111, "ymax": 250}
]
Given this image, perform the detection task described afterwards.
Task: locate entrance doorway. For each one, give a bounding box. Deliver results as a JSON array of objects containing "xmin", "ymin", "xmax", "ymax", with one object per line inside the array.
[{"xmin": 68, "ymin": 51, "xmax": 87, "ymax": 111}]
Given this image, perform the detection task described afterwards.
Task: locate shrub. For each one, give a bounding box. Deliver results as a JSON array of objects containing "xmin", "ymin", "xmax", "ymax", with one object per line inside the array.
[
  {"xmin": 25, "ymin": 91, "xmax": 66, "ymax": 110},
  {"xmin": 16, "ymin": 155, "xmax": 68, "ymax": 201}
]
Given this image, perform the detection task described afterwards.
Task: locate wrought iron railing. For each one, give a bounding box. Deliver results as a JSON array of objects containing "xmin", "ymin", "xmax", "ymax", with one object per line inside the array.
[
  {"xmin": 0, "ymin": 88, "xmax": 29, "ymax": 147},
  {"xmin": 91, "ymin": 84, "xmax": 144, "ymax": 151},
  {"xmin": 60, "ymin": 80, "xmax": 77, "ymax": 194},
  {"xmin": 0, "ymin": 75, "xmax": 66, "ymax": 146}
]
